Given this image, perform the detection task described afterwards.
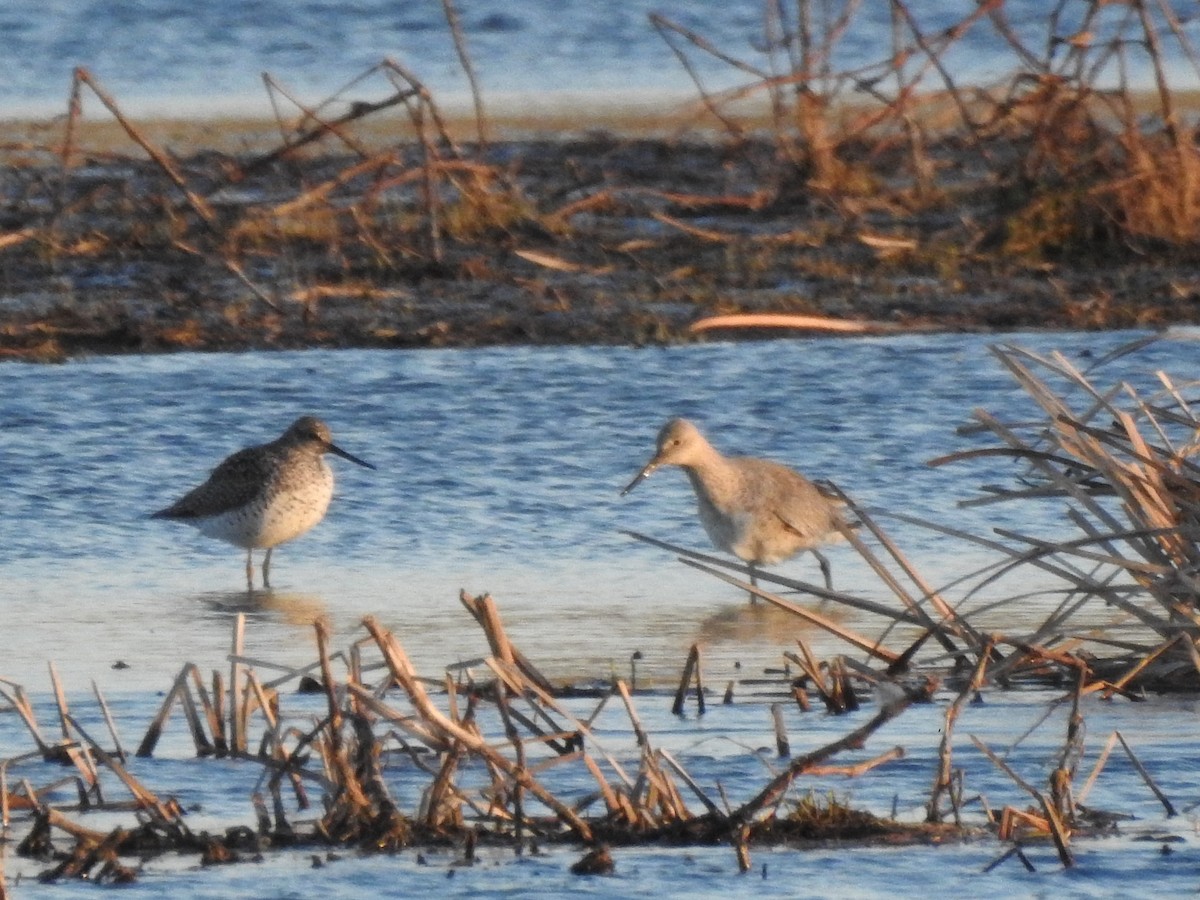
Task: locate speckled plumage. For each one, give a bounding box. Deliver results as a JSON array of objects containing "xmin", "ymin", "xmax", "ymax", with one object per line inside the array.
[
  {"xmin": 622, "ymin": 418, "xmax": 847, "ymax": 592},
  {"xmin": 153, "ymin": 416, "xmax": 373, "ymax": 587}
]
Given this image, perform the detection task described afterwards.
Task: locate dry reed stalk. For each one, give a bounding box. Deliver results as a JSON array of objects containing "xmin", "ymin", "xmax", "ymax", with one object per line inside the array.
[
  {"xmin": 440, "ymin": 0, "xmax": 488, "ymax": 146},
  {"xmin": 136, "ymin": 666, "xmax": 191, "ymax": 758},
  {"xmin": 362, "ymin": 616, "xmax": 595, "ymax": 842},
  {"xmin": 805, "ymin": 746, "xmax": 905, "ymax": 777},
  {"xmin": 934, "ymin": 341, "xmax": 1200, "ymax": 686},
  {"xmin": 671, "ymin": 644, "xmax": 705, "ymax": 716},
  {"xmin": 771, "ymin": 704, "xmax": 790, "ymax": 757},
  {"xmin": 229, "ymin": 614, "xmax": 246, "ymax": 756},
  {"xmin": 927, "ymin": 642, "xmax": 991, "ymax": 824},
  {"xmin": 1037, "ymin": 792, "xmax": 1075, "ymax": 868},
  {"xmin": 343, "ymin": 683, "xmax": 448, "ymax": 751},
  {"xmin": 1115, "ymin": 730, "xmax": 1176, "ymax": 817},
  {"xmin": 459, "ymin": 591, "xmax": 556, "ymax": 694},
  {"xmin": 208, "ymin": 670, "xmax": 228, "ymax": 756},
  {"xmin": 90, "ymin": 682, "xmax": 126, "ymax": 765},
  {"xmin": 615, "ymin": 680, "xmax": 648, "ymax": 749},
  {"xmin": 0, "ymin": 683, "xmax": 49, "ymax": 755},
  {"xmin": 481, "ymin": 660, "xmax": 578, "ymax": 755},
  {"xmin": 64, "ymin": 69, "xmax": 215, "ymax": 226},
  {"xmin": 730, "ymin": 682, "xmax": 926, "ymax": 826}
]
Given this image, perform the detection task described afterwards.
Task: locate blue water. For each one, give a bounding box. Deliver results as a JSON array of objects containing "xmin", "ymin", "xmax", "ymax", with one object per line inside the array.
[
  {"xmin": 3, "ymin": 1, "xmax": 1198, "ymax": 118},
  {"xmin": 1, "ymin": 331, "xmax": 1196, "ymax": 683},
  {"xmin": 3, "ymin": 332, "xmax": 1200, "ymax": 896}
]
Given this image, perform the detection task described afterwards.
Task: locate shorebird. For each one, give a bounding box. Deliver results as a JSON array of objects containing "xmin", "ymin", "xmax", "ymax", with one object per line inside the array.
[
  {"xmin": 152, "ymin": 416, "xmax": 374, "ymax": 588},
  {"xmin": 621, "ymin": 418, "xmax": 847, "ymax": 594}
]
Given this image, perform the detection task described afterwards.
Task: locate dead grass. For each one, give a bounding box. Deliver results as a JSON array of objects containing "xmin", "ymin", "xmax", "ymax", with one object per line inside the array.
[{"xmin": 2, "ymin": 2, "xmax": 1200, "ymax": 360}]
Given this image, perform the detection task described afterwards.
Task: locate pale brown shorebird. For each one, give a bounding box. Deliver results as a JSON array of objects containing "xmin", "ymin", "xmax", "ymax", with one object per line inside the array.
[
  {"xmin": 152, "ymin": 416, "xmax": 374, "ymax": 588},
  {"xmin": 621, "ymin": 417, "xmax": 848, "ymax": 594}
]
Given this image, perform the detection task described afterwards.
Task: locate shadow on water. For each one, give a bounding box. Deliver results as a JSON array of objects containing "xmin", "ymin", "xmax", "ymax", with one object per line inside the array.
[
  {"xmin": 694, "ymin": 596, "xmax": 844, "ymax": 647},
  {"xmin": 195, "ymin": 588, "xmax": 328, "ymax": 628}
]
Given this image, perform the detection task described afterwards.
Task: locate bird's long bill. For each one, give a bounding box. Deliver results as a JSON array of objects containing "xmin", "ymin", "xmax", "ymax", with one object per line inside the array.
[
  {"xmin": 620, "ymin": 461, "xmax": 658, "ymax": 496},
  {"xmin": 327, "ymin": 442, "xmax": 376, "ymax": 470}
]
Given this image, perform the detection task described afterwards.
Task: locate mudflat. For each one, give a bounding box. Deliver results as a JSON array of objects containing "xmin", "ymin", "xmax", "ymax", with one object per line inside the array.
[{"xmin": 3, "ymin": 110, "xmax": 1199, "ymax": 361}]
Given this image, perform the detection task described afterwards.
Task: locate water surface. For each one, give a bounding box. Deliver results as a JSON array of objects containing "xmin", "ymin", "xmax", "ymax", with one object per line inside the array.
[{"xmin": 2, "ymin": 332, "xmax": 1199, "ymax": 896}]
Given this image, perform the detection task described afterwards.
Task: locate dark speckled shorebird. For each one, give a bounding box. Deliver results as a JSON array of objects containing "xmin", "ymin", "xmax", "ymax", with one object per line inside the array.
[
  {"xmin": 152, "ymin": 416, "xmax": 374, "ymax": 588},
  {"xmin": 621, "ymin": 417, "xmax": 847, "ymax": 593}
]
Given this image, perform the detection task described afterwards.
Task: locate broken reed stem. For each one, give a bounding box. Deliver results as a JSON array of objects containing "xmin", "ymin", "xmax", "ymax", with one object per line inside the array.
[
  {"xmin": 440, "ymin": 0, "xmax": 488, "ymax": 146},
  {"xmin": 771, "ymin": 704, "xmax": 789, "ymax": 757},
  {"xmin": 672, "ymin": 644, "xmax": 705, "ymax": 716},
  {"xmin": 928, "ymin": 640, "xmax": 993, "ymax": 824},
  {"xmin": 730, "ymin": 685, "xmax": 925, "ymax": 826},
  {"xmin": 1115, "ymin": 731, "xmax": 1176, "ymax": 817},
  {"xmin": 68, "ymin": 68, "xmax": 216, "ymax": 227},
  {"xmin": 616, "ymin": 680, "xmax": 648, "ymax": 748},
  {"xmin": 362, "ymin": 616, "xmax": 595, "ymax": 842},
  {"xmin": 229, "ymin": 613, "xmax": 246, "ymax": 756},
  {"xmin": 90, "ymin": 682, "xmax": 126, "ymax": 765}
]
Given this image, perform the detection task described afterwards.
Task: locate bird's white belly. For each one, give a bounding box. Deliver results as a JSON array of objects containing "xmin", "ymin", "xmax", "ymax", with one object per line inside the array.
[{"xmin": 195, "ymin": 472, "xmax": 334, "ymax": 550}]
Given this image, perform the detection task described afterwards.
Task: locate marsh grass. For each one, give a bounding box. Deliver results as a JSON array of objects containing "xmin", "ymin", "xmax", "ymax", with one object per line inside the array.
[{"xmin": 1, "ymin": 0, "xmax": 1199, "ymax": 359}]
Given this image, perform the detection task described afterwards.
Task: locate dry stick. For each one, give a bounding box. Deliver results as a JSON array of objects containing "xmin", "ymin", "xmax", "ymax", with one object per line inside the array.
[
  {"xmin": 968, "ymin": 735, "xmax": 1042, "ymax": 801},
  {"xmin": 1115, "ymin": 731, "xmax": 1176, "ymax": 817},
  {"xmin": 268, "ymin": 151, "xmax": 398, "ymax": 218},
  {"xmin": 1077, "ymin": 731, "xmax": 1119, "ymax": 805},
  {"xmin": 246, "ymin": 72, "xmax": 419, "ymax": 174},
  {"xmin": 47, "ymin": 662, "xmax": 71, "ymax": 743},
  {"xmin": 648, "ymin": 13, "xmax": 760, "ymax": 137},
  {"xmin": 440, "ymin": 0, "xmax": 488, "ymax": 146},
  {"xmin": 658, "ymin": 748, "xmax": 722, "ymax": 816},
  {"xmin": 313, "ymin": 619, "xmax": 344, "ymax": 752},
  {"xmin": 68, "ymin": 69, "xmax": 216, "ymax": 226},
  {"xmin": 66, "ymin": 71, "xmax": 278, "ymax": 309},
  {"xmin": 260, "ymin": 73, "xmax": 372, "ymax": 160},
  {"xmin": 672, "ymin": 645, "xmax": 701, "ymax": 716},
  {"xmin": 806, "ymin": 746, "xmax": 905, "ymax": 777},
  {"xmin": 616, "ymin": 680, "xmax": 648, "ymax": 748},
  {"xmin": 0, "ymin": 684, "xmax": 48, "ymax": 753},
  {"xmin": 485, "ymin": 658, "xmax": 635, "ymax": 790},
  {"xmin": 771, "ymin": 704, "xmax": 790, "ymax": 757},
  {"xmin": 928, "ymin": 642, "xmax": 992, "ymax": 824},
  {"xmin": 362, "ymin": 616, "xmax": 594, "ymax": 842},
  {"xmin": 344, "ymin": 683, "xmax": 448, "ymax": 751},
  {"xmin": 136, "ymin": 669, "xmax": 185, "ymax": 757},
  {"xmin": 178, "ymin": 677, "xmax": 214, "ymax": 757},
  {"xmin": 458, "ymin": 591, "xmax": 556, "ymax": 694},
  {"xmin": 246, "ymin": 672, "xmax": 308, "ymax": 809},
  {"xmin": 230, "ymin": 613, "xmax": 246, "ymax": 756},
  {"xmin": 1037, "ymin": 792, "xmax": 1076, "ymax": 869},
  {"xmin": 90, "ymin": 682, "xmax": 126, "ymax": 765},
  {"xmin": 481, "ymin": 660, "xmax": 576, "ymax": 755},
  {"xmin": 183, "ymin": 665, "xmax": 222, "ymax": 754},
  {"xmin": 1103, "ymin": 635, "xmax": 1183, "ymax": 698},
  {"xmin": 833, "ymin": 493, "xmax": 979, "ymax": 653},
  {"xmin": 729, "ymin": 687, "xmax": 920, "ymax": 827},
  {"xmin": 67, "ymin": 714, "xmax": 183, "ymax": 831}
]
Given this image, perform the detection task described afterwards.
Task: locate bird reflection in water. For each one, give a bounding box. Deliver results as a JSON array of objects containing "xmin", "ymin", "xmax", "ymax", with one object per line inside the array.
[{"xmin": 197, "ymin": 588, "xmax": 327, "ymax": 628}]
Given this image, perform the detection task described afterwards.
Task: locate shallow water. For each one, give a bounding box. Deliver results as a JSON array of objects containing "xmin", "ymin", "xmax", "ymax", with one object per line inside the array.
[
  {"xmin": 3, "ymin": 331, "xmax": 1200, "ymax": 895},
  {"xmin": 4, "ymin": 1, "xmax": 1198, "ymax": 117}
]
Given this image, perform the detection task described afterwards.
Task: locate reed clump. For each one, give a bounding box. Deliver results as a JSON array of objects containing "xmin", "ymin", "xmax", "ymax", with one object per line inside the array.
[
  {"xmin": 651, "ymin": 0, "xmax": 1200, "ymax": 258},
  {"xmin": 0, "ymin": 594, "xmax": 940, "ymax": 886}
]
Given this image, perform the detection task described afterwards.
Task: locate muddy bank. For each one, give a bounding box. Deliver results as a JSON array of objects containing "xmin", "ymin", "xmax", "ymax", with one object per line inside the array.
[{"xmin": 3, "ymin": 131, "xmax": 1200, "ymax": 362}]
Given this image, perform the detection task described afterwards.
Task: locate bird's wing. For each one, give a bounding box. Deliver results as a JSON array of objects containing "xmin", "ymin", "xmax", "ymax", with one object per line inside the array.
[
  {"xmin": 759, "ymin": 464, "xmax": 840, "ymax": 541},
  {"xmin": 153, "ymin": 447, "xmax": 276, "ymax": 519}
]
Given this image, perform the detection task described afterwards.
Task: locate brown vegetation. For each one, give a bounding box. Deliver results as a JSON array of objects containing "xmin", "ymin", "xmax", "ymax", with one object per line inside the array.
[{"xmin": 3, "ymin": 1, "xmax": 1200, "ymax": 360}]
